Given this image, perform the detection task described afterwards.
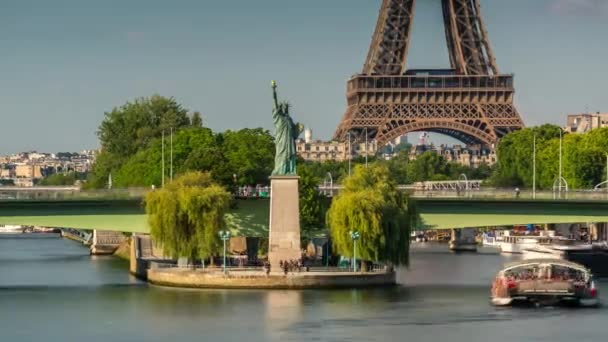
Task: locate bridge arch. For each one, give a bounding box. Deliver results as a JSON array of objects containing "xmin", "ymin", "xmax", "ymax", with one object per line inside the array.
[{"xmin": 375, "ymin": 119, "xmax": 497, "ymax": 147}]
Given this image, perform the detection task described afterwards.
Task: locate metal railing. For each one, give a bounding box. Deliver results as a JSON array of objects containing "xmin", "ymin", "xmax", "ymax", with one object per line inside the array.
[
  {"xmin": 234, "ymin": 186, "xmax": 270, "ymax": 199},
  {"xmin": 317, "ymin": 186, "xmax": 608, "ymax": 201},
  {"xmin": 348, "ymin": 74, "xmax": 515, "ymax": 92},
  {"xmin": 0, "ymin": 187, "xmax": 148, "ymax": 201},
  {"xmin": 4, "ymin": 184, "xmax": 608, "ymax": 202}
]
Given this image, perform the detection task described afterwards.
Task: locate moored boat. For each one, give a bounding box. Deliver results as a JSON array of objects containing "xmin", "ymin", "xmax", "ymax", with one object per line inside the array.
[
  {"xmin": 523, "ymin": 239, "xmax": 608, "ymax": 278},
  {"xmin": 0, "ymin": 225, "xmax": 24, "ymax": 234},
  {"xmin": 491, "ymin": 259, "xmax": 599, "ymax": 307},
  {"xmin": 483, "ymin": 230, "xmax": 554, "ymax": 254}
]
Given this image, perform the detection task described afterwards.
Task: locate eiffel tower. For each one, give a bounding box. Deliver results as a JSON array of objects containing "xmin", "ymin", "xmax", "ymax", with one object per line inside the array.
[{"xmin": 334, "ymin": 0, "xmax": 525, "ymax": 147}]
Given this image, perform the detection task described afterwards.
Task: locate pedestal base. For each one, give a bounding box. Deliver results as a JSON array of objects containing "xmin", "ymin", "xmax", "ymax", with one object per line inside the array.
[{"xmin": 268, "ymin": 176, "xmax": 302, "ymax": 270}]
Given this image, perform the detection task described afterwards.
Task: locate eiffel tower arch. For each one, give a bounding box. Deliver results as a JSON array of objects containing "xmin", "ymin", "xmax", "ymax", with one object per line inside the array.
[{"xmin": 334, "ymin": 0, "xmax": 525, "ymax": 147}]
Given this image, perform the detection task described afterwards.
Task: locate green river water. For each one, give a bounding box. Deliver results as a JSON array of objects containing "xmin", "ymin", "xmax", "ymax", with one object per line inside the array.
[{"xmin": 0, "ymin": 235, "xmax": 606, "ymax": 342}]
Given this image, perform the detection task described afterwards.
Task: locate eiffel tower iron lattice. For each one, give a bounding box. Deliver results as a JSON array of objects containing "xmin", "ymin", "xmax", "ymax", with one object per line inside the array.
[{"xmin": 334, "ymin": 0, "xmax": 525, "ymax": 147}]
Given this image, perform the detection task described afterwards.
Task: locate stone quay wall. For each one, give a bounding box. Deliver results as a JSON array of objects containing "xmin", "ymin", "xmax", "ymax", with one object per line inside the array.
[{"xmin": 147, "ymin": 268, "xmax": 396, "ymax": 289}]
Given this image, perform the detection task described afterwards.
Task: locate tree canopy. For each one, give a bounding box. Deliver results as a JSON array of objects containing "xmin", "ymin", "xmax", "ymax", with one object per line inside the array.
[
  {"xmin": 298, "ymin": 167, "xmax": 329, "ymax": 238},
  {"xmin": 326, "ymin": 164, "xmax": 412, "ymax": 266},
  {"xmin": 98, "ymin": 95, "xmax": 192, "ymax": 158},
  {"xmin": 88, "ymin": 95, "xmax": 197, "ymax": 188},
  {"xmin": 87, "ymin": 94, "xmax": 276, "ymax": 189},
  {"xmin": 39, "ymin": 172, "xmax": 86, "ymax": 186},
  {"xmin": 493, "ymin": 125, "xmax": 608, "ymax": 189},
  {"xmin": 217, "ymin": 128, "xmax": 275, "ymax": 186},
  {"xmin": 145, "ymin": 172, "xmax": 231, "ymax": 262}
]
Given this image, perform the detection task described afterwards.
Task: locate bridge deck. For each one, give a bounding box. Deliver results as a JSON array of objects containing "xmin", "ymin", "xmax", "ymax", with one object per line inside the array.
[{"xmin": 2, "ymin": 195, "xmax": 608, "ymax": 233}]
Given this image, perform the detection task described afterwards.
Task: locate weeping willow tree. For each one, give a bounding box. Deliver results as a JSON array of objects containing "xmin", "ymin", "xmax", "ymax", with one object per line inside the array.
[
  {"xmin": 326, "ymin": 164, "xmax": 414, "ymax": 266},
  {"xmin": 146, "ymin": 171, "xmax": 231, "ymax": 263}
]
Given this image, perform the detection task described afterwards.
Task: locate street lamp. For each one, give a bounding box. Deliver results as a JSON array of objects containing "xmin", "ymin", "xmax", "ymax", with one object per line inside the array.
[
  {"xmin": 532, "ymin": 134, "xmax": 537, "ymax": 199},
  {"xmin": 350, "ymin": 230, "xmax": 361, "ymax": 272},
  {"xmin": 553, "ymin": 129, "xmax": 568, "ymax": 199},
  {"xmin": 324, "ymin": 172, "xmax": 333, "ymax": 197},
  {"xmin": 218, "ymin": 230, "xmax": 231, "ymax": 274},
  {"xmin": 458, "ymin": 173, "xmax": 469, "ymax": 197}
]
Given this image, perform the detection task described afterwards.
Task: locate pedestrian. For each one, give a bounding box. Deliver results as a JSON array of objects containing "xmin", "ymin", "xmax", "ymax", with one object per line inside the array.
[{"xmin": 514, "ymin": 187, "xmax": 520, "ymax": 199}]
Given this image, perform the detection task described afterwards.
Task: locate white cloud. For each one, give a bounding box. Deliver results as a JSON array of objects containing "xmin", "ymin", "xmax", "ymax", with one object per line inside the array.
[{"xmin": 548, "ymin": 0, "xmax": 608, "ymax": 16}]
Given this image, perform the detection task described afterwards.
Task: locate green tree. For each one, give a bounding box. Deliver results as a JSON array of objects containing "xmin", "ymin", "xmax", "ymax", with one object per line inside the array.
[
  {"xmin": 39, "ymin": 172, "xmax": 86, "ymax": 186},
  {"xmin": 218, "ymin": 128, "xmax": 275, "ymax": 186},
  {"xmin": 191, "ymin": 111, "xmax": 203, "ymax": 127},
  {"xmin": 407, "ymin": 151, "xmax": 450, "ymax": 182},
  {"xmin": 493, "ymin": 124, "xmax": 561, "ymax": 187},
  {"xmin": 112, "ymin": 128, "xmax": 223, "ymax": 188},
  {"xmin": 298, "ymin": 167, "xmax": 328, "ymax": 238},
  {"xmin": 145, "ymin": 172, "xmax": 231, "ymax": 264},
  {"xmin": 86, "ymin": 152, "xmax": 123, "ymax": 189},
  {"xmin": 326, "ymin": 164, "xmax": 412, "ymax": 266},
  {"xmin": 98, "ymin": 95, "xmax": 192, "ymax": 157},
  {"xmin": 89, "ymin": 95, "xmax": 195, "ymax": 188},
  {"xmin": 297, "ymin": 160, "xmax": 350, "ymax": 185},
  {"xmin": 380, "ymin": 150, "xmax": 411, "ymax": 184}
]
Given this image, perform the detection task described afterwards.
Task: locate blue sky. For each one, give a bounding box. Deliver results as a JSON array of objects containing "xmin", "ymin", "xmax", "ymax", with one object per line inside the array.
[{"xmin": 0, "ymin": 0, "xmax": 607, "ymax": 153}]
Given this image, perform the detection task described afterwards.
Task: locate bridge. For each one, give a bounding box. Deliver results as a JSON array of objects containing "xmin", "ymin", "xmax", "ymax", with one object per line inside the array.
[{"xmin": 2, "ymin": 188, "xmax": 608, "ymax": 233}]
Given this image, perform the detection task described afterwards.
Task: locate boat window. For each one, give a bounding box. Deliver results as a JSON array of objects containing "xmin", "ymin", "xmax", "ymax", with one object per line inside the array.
[
  {"xmin": 504, "ymin": 265, "xmax": 539, "ymax": 280},
  {"xmin": 550, "ymin": 265, "xmax": 586, "ymax": 281}
]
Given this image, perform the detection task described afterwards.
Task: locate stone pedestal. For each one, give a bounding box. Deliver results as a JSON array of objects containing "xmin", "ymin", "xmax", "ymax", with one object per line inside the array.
[{"xmin": 268, "ymin": 176, "xmax": 302, "ymax": 270}]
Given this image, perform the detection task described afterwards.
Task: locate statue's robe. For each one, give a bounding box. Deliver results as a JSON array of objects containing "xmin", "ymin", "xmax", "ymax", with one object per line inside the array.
[{"xmin": 272, "ymin": 107, "xmax": 297, "ymax": 175}]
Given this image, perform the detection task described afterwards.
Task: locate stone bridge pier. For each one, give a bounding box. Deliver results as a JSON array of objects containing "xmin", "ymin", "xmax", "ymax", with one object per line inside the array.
[
  {"xmin": 90, "ymin": 230, "xmax": 127, "ymax": 255},
  {"xmin": 449, "ymin": 228, "xmax": 478, "ymax": 252}
]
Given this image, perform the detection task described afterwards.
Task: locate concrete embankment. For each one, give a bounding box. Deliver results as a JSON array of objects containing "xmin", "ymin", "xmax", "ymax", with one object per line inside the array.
[
  {"xmin": 113, "ymin": 239, "xmax": 131, "ymax": 260},
  {"xmin": 129, "ymin": 234, "xmax": 396, "ymax": 289},
  {"xmin": 147, "ymin": 268, "xmax": 396, "ymax": 289}
]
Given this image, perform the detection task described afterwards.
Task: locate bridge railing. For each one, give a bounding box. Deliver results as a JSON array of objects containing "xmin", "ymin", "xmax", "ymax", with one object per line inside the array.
[
  {"xmin": 3, "ymin": 185, "xmax": 608, "ymax": 202},
  {"xmin": 0, "ymin": 187, "xmax": 148, "ymax": 201},
  {"xmin": 317, "ymin": 185, "xmax": 608, "ymax": 201},
  {"xmin": 410, "ymin": 189, "xmax": 608, "ymax": 201}
]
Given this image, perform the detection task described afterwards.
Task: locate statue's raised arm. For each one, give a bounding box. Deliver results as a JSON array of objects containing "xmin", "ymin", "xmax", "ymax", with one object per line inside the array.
[{"xmin": 271, "ymin": 80, "xmax": 279, "ymax": 111}]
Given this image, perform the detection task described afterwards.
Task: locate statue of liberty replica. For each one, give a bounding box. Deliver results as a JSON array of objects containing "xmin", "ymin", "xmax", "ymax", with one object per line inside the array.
[
  {"xmin": 271, "ymin": 80, "xmax": 303, "ymax": 175},
  {"xmin": 268, "ymin": 80, "xmax": 303, "ymax": 270}
]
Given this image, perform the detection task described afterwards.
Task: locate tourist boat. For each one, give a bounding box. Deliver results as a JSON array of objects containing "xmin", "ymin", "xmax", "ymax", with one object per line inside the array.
[
  {"xmin": 0, "ymin": 225, "xmax": 23, "ymax": 234},
  {"xmin": 491, "ymin": 259, "xmax": 599, "ymax": 307},
  {"xmin": 523, "ymin": 239, "xmax": 608, "ymax": 278},
  {"xmin": 481, "ymin": 230, "xmax": 506, "ymax": 247},
  {"xmin": 483, "ymin": 230, "xmax": 554, "ymax": 254}
]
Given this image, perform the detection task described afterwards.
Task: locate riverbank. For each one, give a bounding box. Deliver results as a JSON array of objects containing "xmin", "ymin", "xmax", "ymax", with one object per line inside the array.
[{"xmin": 147, "ymin": 266, "xmax": 396, "ymax": 289}]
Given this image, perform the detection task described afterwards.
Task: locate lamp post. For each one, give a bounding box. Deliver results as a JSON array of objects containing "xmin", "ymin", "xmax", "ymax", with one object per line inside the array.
[
  {"xmin": 533, "ymin": 134, "xmax": 536, "ymax": 199},
  {"xmin": 350, "ymin": 230, "xmax": 361, "ymax": 272},
  {"xmin": 324, "ymin": 172, "xmax": 333, "ymax": 197},
  {"xmin": 553, "ymin": 129, "xmax": 568, "ymax": 199},
  {"xmin": 559, "ymin": 129, "xmax": 563, "ymax": 197},
  {"xmin": 219, "ymin": 230, "xmax": 231, "ymax": 274},
  {"xmin": 161, "ymin": 130, "xmax": 165, "ymax": 187},
  {"xmin": 458, "ymin": 173, "xmax": 469, "ymax": 197},
  {"xmin": 170, "ymin": 127, "xmax": 174, "ymax": 180}
]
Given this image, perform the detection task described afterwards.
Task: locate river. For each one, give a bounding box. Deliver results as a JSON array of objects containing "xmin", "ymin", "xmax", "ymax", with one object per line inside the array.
[{"xmin": 0, "ymin": 236, "xmax": 606, "ymax": 342}]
